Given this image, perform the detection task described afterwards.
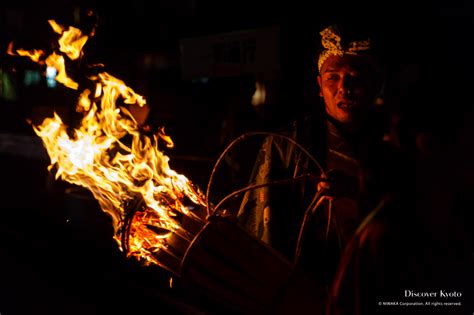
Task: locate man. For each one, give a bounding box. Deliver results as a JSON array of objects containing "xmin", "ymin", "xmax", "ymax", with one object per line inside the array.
[{"xmin": 236, "ymin": 24, "xmax": 406, "ymax": 313}]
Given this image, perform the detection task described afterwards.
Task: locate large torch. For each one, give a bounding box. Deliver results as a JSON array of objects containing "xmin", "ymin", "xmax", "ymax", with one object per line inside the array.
[{"xmin": 10, "ymin": 19, "xmax": 327, "ymax": 314}]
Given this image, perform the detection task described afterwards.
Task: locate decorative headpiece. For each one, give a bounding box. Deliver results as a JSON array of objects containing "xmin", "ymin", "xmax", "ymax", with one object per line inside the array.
[{"xmin": 317, "ymin": 25, "xmax": 372, "ymax": 72}]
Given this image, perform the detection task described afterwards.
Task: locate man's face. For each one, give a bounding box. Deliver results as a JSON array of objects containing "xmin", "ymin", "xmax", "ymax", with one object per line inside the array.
[{"xmin": 317, "ymin": 54, "xmax": 377, "ymax": 128}]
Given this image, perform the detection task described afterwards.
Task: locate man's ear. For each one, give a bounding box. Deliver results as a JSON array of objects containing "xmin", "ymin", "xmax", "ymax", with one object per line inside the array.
[{"xmin": 317, "ymin": 75, "xmax": 323, "ymax": 97}]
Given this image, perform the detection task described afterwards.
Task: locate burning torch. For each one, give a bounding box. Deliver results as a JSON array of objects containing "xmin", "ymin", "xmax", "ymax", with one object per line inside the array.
[{"xmin": 9, "ymin": 18, "xmax": 330, "ymax": 314}]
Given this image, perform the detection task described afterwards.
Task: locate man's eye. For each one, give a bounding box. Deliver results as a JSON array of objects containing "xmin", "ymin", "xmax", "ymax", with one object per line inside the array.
[{"xmin": 326, "ymin": 74, "xmax": 338, "ymax": 81}]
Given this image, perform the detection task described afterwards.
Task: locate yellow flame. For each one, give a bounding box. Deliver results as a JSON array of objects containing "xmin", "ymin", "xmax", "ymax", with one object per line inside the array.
[
  {"xmin": 77, "ymin": 89, "xmax": 92, "ymax": 112},
  {"xmin": 26, "ymin": 19, "xmax": 207, "ymax": 266},
  {"xmin": 45, "ymin": 53, "xmax": 78, "ymax": 89},
  {"xmin": 48, "ymin": 19, "xmax": 65, "ymax": 34},
  {"xmin": 7, "ymin": 42, "xmax": 45, "ymax": 63},
  {"xmin": 94, "ymin": 83, "xmax": 102, "ymax": 98},
  {"xmin": 158, "ymin": 127, "xmax": 174, "ymax": 148},
  {"xmin": 7, "ymin": 20, "xmax": 87, "ymax": 89},
  {"xmin": 48, "ymin": 19, "xmax": 88, "ymax": 61}
]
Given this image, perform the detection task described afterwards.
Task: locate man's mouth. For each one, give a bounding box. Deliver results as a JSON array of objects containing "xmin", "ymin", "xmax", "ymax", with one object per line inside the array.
[{"xmin": 337, "ymin": 101, "xmax": 356, "ymax": 110}]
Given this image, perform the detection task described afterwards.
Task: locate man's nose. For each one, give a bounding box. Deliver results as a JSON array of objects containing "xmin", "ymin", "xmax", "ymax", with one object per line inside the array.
[{"xmin": 337, "ymin": 75, "xmax": 353, "ymax": 94}]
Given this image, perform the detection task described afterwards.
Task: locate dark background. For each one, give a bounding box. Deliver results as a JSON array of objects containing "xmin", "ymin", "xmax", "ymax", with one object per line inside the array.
[{"xmin": 0, "ymin": 0, "xmax": 473, "ymax": 314}]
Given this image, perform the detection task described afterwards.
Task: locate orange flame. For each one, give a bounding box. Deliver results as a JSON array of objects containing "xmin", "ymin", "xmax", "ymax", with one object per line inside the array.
[
  {"xmin": 48, "ymin": 19, "xmax": 88, "ymax": 60},
  {"xmin": 17, "ymin": 19, "xmax": 207, "ymax": 267},
  {"xmin": 7, "ymin": 42, "xmax": 45, "ymax": 63},
  {"xmin": 45, "ymin": 52, "xmax": 79, "ymax": 89},
  {"xmin": 7, "ymin": 19, "xmax": 87, "ymax": 90}
]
